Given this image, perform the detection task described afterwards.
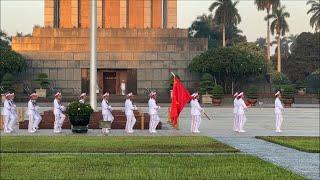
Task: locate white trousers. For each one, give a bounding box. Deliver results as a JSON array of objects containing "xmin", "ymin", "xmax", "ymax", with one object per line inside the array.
[
  {"xmin": 275, "ymin": 113, "xmax": 283, "ymax": 131},
  {"xmin": 125, "ymin": 115, "xmax": 136, "ymax": 133},
  {"xmin": 237, "ymin": 113, "xmax": 247, "ymax": 131},
  {"xmin": 8, "ymin": 113, "xmax": 17, "ymax": 132},
  {"xmin": 2, "ymin": 115, "xmax": 11, "ymax": 133},
  {"xmin": 121, "ymin": 89, "xmax": 125, "ymax": 95},
  {"xmin": 28, "ymin": 114, "xmax": 42, "ymax": 132},
  {"xmin": 191, "ymin": 115, "xmax": 202, "ymax": 133},
  {"xmin": 54, "ymin": 113, "xmax": 65, "ymax": 133},
  {"xmin": 149, "ymin": 114, "xmax": 160, "ymax": 133},
  {"xmin": 233, "ymin": 113, "xmax": 238, "ymax": 131}
]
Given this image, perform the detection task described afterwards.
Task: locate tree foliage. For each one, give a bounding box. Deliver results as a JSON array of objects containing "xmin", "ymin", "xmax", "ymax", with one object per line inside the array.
[
  {"xmin": 188, "ymin": 45, "xmax": 266, "ymax": 92},
  {"xmin": 307, "ymin": 0, "xmax": 320, "ymax": 32},
  {"xmin": 188, "ymin": 14, "xmax": 246, "ymax": 49},
  {"xmin": 282, "ymin": 32, "xmax": 320, "ymax": 83},
  {"xmin": 0, "ymin": 48, "xmax": 28, "ymax": 82}
]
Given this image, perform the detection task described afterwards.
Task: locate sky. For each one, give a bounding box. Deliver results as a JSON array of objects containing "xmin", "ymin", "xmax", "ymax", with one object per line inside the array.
[{"xmin": 0, "ymin": 0, "xmax": 314, "ymax": 42}]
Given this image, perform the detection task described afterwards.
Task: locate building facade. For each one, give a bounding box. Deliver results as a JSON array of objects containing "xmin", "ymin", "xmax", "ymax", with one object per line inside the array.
[{"xmin": 12, "ymin": 0, "xmax": 208, "ymax": 96}]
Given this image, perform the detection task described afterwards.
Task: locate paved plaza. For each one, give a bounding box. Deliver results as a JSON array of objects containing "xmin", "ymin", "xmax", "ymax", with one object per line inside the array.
[{"xmin": 1, "ymin": 106, "xmax": 319, "ymax": 179}]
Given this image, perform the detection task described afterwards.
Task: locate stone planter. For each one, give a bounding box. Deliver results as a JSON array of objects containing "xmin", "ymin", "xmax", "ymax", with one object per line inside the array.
[
  {"xmin": 69, "ymin": 115, "xmax": 91, "ymax": 133},
  {"xmin": 36, "ymin": 89, "xmax": 47, "ymax": 98},
  {"xmin": 247, "ymin": 99, "xmax": 257, "ymax": 106},
  {"xmin": 212, "ymin": 99, "xmax": 222, "ymax": 106},
  {"xmin": 202, "ymin": 94, "xmax": 212, "ymax": 104},
  {"xmin": 283, "ymin": 99, "xmax": 293, "ymax": 108}
]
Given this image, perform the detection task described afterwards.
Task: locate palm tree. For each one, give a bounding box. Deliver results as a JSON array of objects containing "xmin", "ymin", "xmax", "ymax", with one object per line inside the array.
[
  {"xmin": 254, "ymin": 0, "xmax": 280, "ymax": 64},
  {"xmin": 209, "ymin": 0, "xmax": 241, "ymax": 47},
  {"xmin": 266, "ymin": 6, "xmax": 290, "ymax": 72},
  {"xmin": 307, "ymin": 0, "xmax": 320, "ymax": 32}
]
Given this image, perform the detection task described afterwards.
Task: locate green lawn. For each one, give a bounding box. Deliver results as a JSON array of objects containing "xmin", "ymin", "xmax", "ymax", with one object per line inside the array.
[
  {"xmin": 0, "ymin": 154, "xmax": 303, "ymax": 180},
  {"xmin": 0, "ymin": 136, "xmax": 238, "ymax": 153},
  {"xmin": 256, "ymin": 136, "xmax": 320, "ymax": 153}
]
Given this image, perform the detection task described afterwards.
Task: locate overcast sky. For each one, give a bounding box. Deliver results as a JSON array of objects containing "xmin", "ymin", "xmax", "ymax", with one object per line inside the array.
[{"xmin": 0, "ymin": 0, "xmax": 314, "ymax": 42}]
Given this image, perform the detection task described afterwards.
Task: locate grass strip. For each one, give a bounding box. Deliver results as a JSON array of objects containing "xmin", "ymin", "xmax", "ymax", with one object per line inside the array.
[
  {"xmin": 0, "ymin": 136, "xmax": 238, "ymax": 153},
  {"xmin": 0, "ymin": 154, "xmax": 304, "ymax": 180},
  {"xmin": 256, "ymin": 136, "xmax": 320, "ymax": 153}
]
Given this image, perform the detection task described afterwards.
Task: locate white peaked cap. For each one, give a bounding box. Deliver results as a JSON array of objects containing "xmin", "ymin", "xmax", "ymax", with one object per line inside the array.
[
  {"xmin": 191, "ymin": 92, "xmax": 199, "ymax": 97},
  {"xmin": 237, "ymin": 92, "xmax": 244, "ymax": 97},
  {"xmin": 30, "ymin": 93, "xmax": 38, "ymax": 97},
  {"xmin": 55, "ymin": 92, "xmax": 61, "ymax": 97},
  {"xmin": 149, "ymin": 91, "xmax": 157, "ymax": 97},
  {"xmin": 80, "ymin": 93, "xmax": 87, "ymax": 97},
  {"xmin": 275, "ymin": 91, "xmax": 281, "ymax": 96},
  {"xmin": 103, "ymin": 92, "xmax": 110, "ymax": 97},
  {"xmin": 233, "ymin": 92, "xmax": 239, "ymax": 97},
  {"xmin": 127, "ymin": 92, "xmax": 133, "ymax": 97}
]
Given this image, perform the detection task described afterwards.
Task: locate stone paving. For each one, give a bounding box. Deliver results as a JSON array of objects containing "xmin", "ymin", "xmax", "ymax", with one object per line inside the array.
[{"xmin": 214, "ymin": 137, "xmax": 320, "ymax": 180}]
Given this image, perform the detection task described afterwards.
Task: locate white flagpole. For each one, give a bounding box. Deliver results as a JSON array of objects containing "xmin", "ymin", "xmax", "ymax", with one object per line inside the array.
[{"xmin": 90, "ymin": 0, "xmax": 97, "ymax": 110}]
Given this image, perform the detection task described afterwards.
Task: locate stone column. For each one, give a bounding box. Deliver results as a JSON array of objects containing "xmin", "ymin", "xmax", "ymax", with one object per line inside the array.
[
  {"xmin": 44, "ymin": 0, "xmax": 54, "ymax": 27},
  {"xmin": 162, "ymin": 0, "xmax": 167, "ymax": 28},
  {"xmin": 152, "ymin": 0, "xmax": 162, "ymax": 28},
  {"xmin": 166, "ymin": 0, "xmax": 177, "ymax": 28},
  {"xmin": 144, "ymin": 0, "xmax": 151, "ymax": 28},
  {"xmin": 97, "ymin": 0, "xmax": 103, "ymax": 28},
  {"xmin": 71, "ymin": 0, "xmax": 78, "ymax": 28},
  {"xmin": 120, "ymin": 0, "xmax": 127, "ymax": 28}
]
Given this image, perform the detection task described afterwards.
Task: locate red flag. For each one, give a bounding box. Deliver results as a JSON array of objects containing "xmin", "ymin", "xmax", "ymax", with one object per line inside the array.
[{"xmin": 170, "ymin": 77, "xmax": 192, "ymax": 128}]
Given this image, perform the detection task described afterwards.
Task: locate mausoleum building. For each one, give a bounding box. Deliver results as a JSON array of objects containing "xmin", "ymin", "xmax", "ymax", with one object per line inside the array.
[{"xmin": 12, "ymin": 0, "xmax": 208, "ymax": 95}]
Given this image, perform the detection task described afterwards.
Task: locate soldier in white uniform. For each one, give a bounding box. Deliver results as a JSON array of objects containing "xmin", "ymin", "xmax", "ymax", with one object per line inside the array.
[
  {"xmin": 27, "ymin": 93, "xmax": 42, "ymax": 133},
  {"xmin": 233, "ymin": 92, "xmax": 239, "ymax": 132},
  {"xmin": 53, "ymin": 92, "xmax": 66, "ymax": 133},
  {"xmin": 120, "ymin": 80, "xmax": 126, "ymax": 95},
  {"xmin": 274, "ymin": 91, "xmax": 284, "ymax": 132},
  {"xmin": 125, "ymin": 92, "xmax": 137, "ymax": 133},
  {"xmin": 190, "ymin": 92, "xmax": 204, "ymax": 133},
  {"xmin": 79, "ymin": 93, "xmax": 87, "ymax": 104},
  {"xmin": 101, "ymin": 92, "xmax": 114, "ymax": 134},
  {"xmin": 236, "ymin": 92, "xmax": 248, "ymax": 133},
  {"xmin": 7, "ymin": 93, "xmax": 18, "ymax": 132},
  {"xmin": 148, "ymin": 92, "xmax": 160, "ymax": 133},
  {"xmin": 2, "ymin": 93, "xmax": 13, "ymax": 133}
]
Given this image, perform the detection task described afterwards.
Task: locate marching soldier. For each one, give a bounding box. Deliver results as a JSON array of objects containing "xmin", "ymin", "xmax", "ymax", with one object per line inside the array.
[
  {"xmin": 8, "ymin": 93, "xmax": 18, "ymax": 132},
  {"xmin": 125, "ymin": 92, "xmax": 137, "ymax": 133},
  {"xmin": 27, "ymin": 93, "xmax": 42, "ymax": 133},
  {"xmin": 53, "ymin": 92, "xmax": 66, "ymax": 133},
  {"xmin": 275, "ymin": 91, "xmax": 284, "ymax": 132},
  {"xmin": 148, "ymin": 91, "xmax": 160, "ymax": 133},
  {"xmin": 190, "ymin": 92, "xmax": 204, "ymax": 133},
  {"xmin": 2, "ymin": 93, "xmax": 13, "ymax": 133},
  {"xmin": 101, "ymin": 92, "xmax": 114, "ymax": 134},
  {"xmin": 236, "ymin": 92, "xmax": 248, "ymax": 133},
  {"xmin": 233, "ymin": 92, "xmax": 239, "ymax": 132},
  {"xmin": 79, "ymin": 93, "xmax": 87, "ymax": 104}
]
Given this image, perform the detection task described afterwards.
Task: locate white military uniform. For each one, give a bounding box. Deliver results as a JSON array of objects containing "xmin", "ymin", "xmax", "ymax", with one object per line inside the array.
[
  {"xmin": 190, "ymin": 98, "xmax": 203, "ymax": 133},
  {"xmin": 53, "ymin": 99, "xmax": 65, "ymax": 133},
  {"xmin": 27, "ymin": 100, "xmax": 42, "ymax": 133},
  {"xmin": 125, "ymin": 99, "xmax": 137, "ymax": 133},
  {"xmin": 148, "ymin": 98, "xmax": 160, "ymax": 133},
  {"xmin": 2, "ymin": 99, "xmax": 12, "ymax": 133},
  {"xmin": 7, "ymin": 99, "xmax": 18, "ymax": 132},
  {"xmin": 236, "ymin": 97, "xmax": 247, "ymax": 132},
  {"xmin": 233, "ymin": 98, "xmax": 239, "ymax": 131},
  {"xmin": 101, "ymin": 99, "xmax": 114, "ymax": 133},
  {"xmin": 275, "ymin": 97, "xmax": 284, "ymax": 132}
]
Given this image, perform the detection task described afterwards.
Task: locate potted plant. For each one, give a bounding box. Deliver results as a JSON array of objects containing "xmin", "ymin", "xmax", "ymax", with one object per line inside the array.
[
  {"xmin": 211, "ymin": 85, "xmax": 224, "ymax": 106},
  {"xmin": 199, "ymin": 73, "xmax": 214, "ymax": 104},
  {"xmin": 169, "ymin": 74, "xmax": 180, "ymax": 98},
  {"xmin": 246, "ymin": 86, "xmax": 258, "ymax": 106},
  {"xmin": 282, "ymin": 85, "xmax": 295, "ymax": 108},
  {"xmin": 35, "ymin": 73, "xmax": 50, "ymax": 98},
  {"xmin": 66, "ymin": 101, "xmax": 94, "ymax": 133}
]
